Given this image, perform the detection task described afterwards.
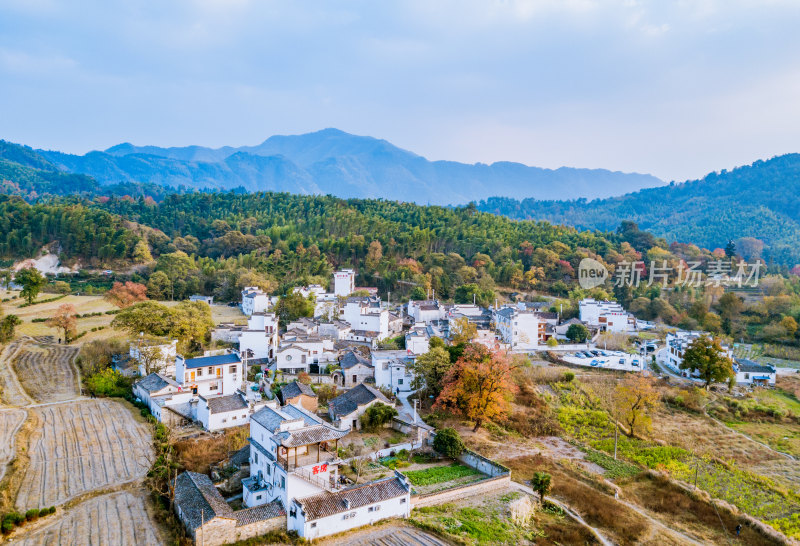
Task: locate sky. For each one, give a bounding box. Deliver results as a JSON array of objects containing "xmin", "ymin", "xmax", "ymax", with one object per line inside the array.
[{"xmin": 2, "ymin": 0, "xmax": 800, "ymax": 183}]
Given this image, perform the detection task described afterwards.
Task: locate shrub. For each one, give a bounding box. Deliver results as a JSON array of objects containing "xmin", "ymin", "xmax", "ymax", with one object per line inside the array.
[
  {"xmin": 360, "ymin": 403, "xmax": 398, "ymax": 431},
  {"xmin": 564, "ymin": 371, "xmax": 575, "ymax": 382},
  {"xmin": 24, "ymin": 509, "xmax": 39, "ymax": 521},
  {"xmin": 84, "ymin": 368, "xmax": 131, "ymax": 398},
  {"xmin": 433, "ymin": 427, "xmax": 465, "ymax": 458}
]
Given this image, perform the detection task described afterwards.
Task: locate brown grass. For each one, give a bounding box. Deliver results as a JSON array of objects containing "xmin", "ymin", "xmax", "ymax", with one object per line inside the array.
[
  {"xmin": 621, "ymin": 472, "xmax": 783, "ymax": 545},
  {"xmin": 502, "ymin": 454, "xmax": 651, "ymax": 544},
  {"xmin": 174, "ymin": 427, "xmax": 249, "ymax": 474}
]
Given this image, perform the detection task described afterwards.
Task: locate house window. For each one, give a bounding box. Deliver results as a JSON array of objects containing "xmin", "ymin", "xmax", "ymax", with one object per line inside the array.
[
  {"xmin": 745, "ymin": 373, "xmax": 750, "ymax": 379},
  {"xmin": 210, "ymin": 383, "xmax": 218, "ymax": 391},
  {"xmin": 310, "ymin": 522, "xmax": 316, "ymax": 528},
  {"xmin": 232, "ymin": 416, "xmax": 237, "ymax": 420},
  {"xmin": 286, "ymin": 355, "xmax": 293, "ymax": 361},
  {"xmin": 229, "ymin": 365, "xmax": 237, "ymax": 374},
  {"xmin": 197, "ymin": 369, "xmax": 203, "ymax": 377},
  {"xmin": 222, "ymin": 418, "xmax": 227, "ymax": 423},
  {"xmin": 398, "ymin": 379, "xmax": 403, "ymax": 385},
  {"xmin": 281, "ymin": 477, "xmax": 285, "ymax": 488},
  {"xmin": 400, "ymin": 498, "xmax": 407, "ymax": 504},
  {"xmin": 254, "ymin": 453, "xmax": 258, "ymax": 464},
  {"xmin": 256, "ymin": 494, "xmax": 262, "ymax": 500},
  {"xmin": 208, "ymin": 367, "xmax": 213, "ymax": 374}
]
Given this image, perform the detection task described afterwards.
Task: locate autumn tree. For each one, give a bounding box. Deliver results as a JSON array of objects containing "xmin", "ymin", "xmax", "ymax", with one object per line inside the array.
[
  {"xmin": 680, "ymin": 334, "xmax": 734, "ymax": 389},
  {"xmin": 47, "ymin": 303, "xmax": 77, "ymax": 343},
  {"xmin": 16, "ymin": 267, "xmax": 47, "ymax": 305},
  {"xmin": 135, "ymin": 345, "xmax": 166, "ymax": 375},
  {"xmin": 411, "ymin": 346, "xmax": 452, "ymax": 397},
  {"xmin": 613, "ymin": 375, "xmax": 659, "ymax": 437},
  {"xmin": 450, "ymin": 316, "xmax": 477, "ymax": 345},
  {"xmin": 434, "ymin": 344, "xmax": 518, "ymax": 431},
  {"xmin": 104, "ymin": 281, "xmax": 149, "ymax": 308},
  {"xmin": 146, "ymin": 271, "xmax": 171, "ymax": 300}
]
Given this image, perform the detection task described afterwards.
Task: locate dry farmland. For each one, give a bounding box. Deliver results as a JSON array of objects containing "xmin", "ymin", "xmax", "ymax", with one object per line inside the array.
[
  {"xmin": 12, "ymin": 343, "xmax": 80, "ymax": 403},
  {"xmin": 0, "ymin": 409, "xmax": 26, "ymax": 481},
  {"xmin": 15, "ymin": 399, "xmax": 152, "ymax": 510},
  {"xmin": 7, "ymin": 490, "xmax": 164, "ymax": 546},
  {"xmin": 0, "ymin": 340, "xmax": 35, "ymax": 407}
]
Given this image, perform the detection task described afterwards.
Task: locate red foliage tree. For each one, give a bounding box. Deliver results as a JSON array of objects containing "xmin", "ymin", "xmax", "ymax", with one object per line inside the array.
[{"xmin": 104, "ymin": 281, "xmax": 149, "ymax": 308}]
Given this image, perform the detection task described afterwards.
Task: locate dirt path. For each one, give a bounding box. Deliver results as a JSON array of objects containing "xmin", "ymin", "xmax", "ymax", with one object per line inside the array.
[{"xmin": 509, "ymin": 482, "xmax": 613, "ymax": 546}]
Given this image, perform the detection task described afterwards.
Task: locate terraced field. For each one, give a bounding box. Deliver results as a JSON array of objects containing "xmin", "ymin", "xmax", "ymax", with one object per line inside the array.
[
  {"xmin": 0, "ymin": 409, "xmax": 26, "ymax": 480},
  {"xmin": 7, "ymin": 490, "xmax": 163, "ymax": 546},
  {"xmin": 12, "ymin": 343, "xmax": 80, "ymax": 403},
  {"xmin": 15, "ymin": 400, "xmax": 153, "ymax": 510},
  {"xmin": 0, "ymin": 340, "xmax": 34, "ymax": 406}
]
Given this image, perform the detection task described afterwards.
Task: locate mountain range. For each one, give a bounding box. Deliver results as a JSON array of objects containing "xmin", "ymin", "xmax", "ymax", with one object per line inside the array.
[
  {"xmin": 32, "ymin": 129, "xmax": 663, "ymax": 204},
  {"xmin": 477, "ymin": 154, "xmax": 800, "ymax": 265}
]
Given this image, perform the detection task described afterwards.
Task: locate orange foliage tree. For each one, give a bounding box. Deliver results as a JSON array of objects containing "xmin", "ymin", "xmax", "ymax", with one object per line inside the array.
[
  {"xmin": 104, "ymin": 281, "xmax": 149, "ymax": 308},
  {"xmin": 434, "ymin": 344, "xmax": 519, "ymax": 432}
]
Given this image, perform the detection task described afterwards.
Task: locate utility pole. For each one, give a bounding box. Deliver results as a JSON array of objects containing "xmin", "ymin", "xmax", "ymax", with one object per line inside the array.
[
  {"xmin": 413, "ymin": 398, "xmax": 418, "ymax": 424},
  {"xmin": 200, "ymin": 509, "xmax": 204, "ymax": 546}
]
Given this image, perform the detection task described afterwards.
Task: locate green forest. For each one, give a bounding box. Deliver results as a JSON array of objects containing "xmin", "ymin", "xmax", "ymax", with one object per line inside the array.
[{"xmin": 478, "ymin": 154, "xmax": 800, "ymax": 265}]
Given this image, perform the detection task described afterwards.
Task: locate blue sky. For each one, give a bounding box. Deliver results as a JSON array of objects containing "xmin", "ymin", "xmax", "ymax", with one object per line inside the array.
[{"xmin": 1, "ymin": 0, "xmax": 799, "ymax": 182}]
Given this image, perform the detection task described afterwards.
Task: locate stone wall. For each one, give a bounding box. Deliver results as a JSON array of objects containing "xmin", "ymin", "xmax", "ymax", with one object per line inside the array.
[
  {"xmin": 411, "ymin": 474, "xmax": 511, "ymax": 509},
  {"xmin": 193, "ymin": 518, "xmax": 236, "ymax": 546},
  {"xmin": 232, "ymin": 515, "xmax": 287, "ymax": 543},
  {"xmin": 458, "ymin": 448, "xmax": 510, "ymax": 478}
]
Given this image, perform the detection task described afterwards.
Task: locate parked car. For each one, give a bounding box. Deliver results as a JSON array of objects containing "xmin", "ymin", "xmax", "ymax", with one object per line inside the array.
[
  {"xmin": 618, "ymin": 358, "xmax": 626, "ymax": 364},
  {"xmin": 631, "ymin": 359, "xmax": 640, "ymax": 367}
]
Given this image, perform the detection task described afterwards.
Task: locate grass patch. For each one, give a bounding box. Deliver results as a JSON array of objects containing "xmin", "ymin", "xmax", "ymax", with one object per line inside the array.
[
  {"xmin": 583, "ymin": 447, "xmax": 641, "ymax": 479},
  {"xmin": 404, "ymin": 463, "xmax": 481, "ymax": 486}
]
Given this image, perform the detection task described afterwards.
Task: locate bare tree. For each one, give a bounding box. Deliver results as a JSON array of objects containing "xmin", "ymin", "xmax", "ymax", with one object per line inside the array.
[{"xmin": 136, "ymin": 345, "xmax": 165, "ymax": 375}]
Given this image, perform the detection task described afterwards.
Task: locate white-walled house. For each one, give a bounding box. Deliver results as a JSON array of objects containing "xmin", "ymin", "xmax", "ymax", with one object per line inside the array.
[
  {"xmin": 579, "ymin": 298, "xmax": 636, "ymax": 332},
  {"xmin": 243, "ymin": 402, "xmax": 350, "ymax": 510},
  {"xmin": 664, "ymin": 331, "xmax": 734, "ymax": 376},
  {"xmin": 130, "ymin": 339, "xmax": 178, "ymax": 377},
  {"xmin": 276, "ymin": 336, "xmax": 338, "ymax": 375},
  {"xmin": 176, "ymin": 352, "xmax": 242, "ymax": 396},
  {"xmin": 734, "ymin": 359, "xmax": 777, "ymax": 386},
  {"xmin": 333, "ymin": 269, "xmax": 356, "ymax": 297},
  {"xmin": 289, "ymin": 474, "xmax": 411, "ymax": 540},
  {"xmin": 133, "ymin": 373, "xmax": 194, "ymax": 426},
  {"xmin": 494, "ymin": 306, "xmax": 545, "ymax": 350},
  {"xmin": 372, "ymin": 350, "xmax": 415, "ymax": 394},
  {"xmin": 318, "ymin": 320, "xmax": 352, "ymax": 341},
  {"xmin": 341, "ymin": 296, "xmax": 389, "ymax": 340},
  {"xmin": 405, "ymin": 323, "xmax": 441, "ymax": 355},
  {"xmin": 196, "ymin": 391, "xmax": 270, "ymax": 432},
  {"xmin": 407, "ymin": 300, "xmax": 445, "ymax": 324},
  {"xmin": 242, "ymin": 287, "xmax": 277, "ymax": 316},
  {"xmin": 239, "ymin": 313, "xmax": 279, "ymax": 360}
]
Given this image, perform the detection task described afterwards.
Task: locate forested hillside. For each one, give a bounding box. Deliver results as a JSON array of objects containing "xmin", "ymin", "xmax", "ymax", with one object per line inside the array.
[
  {"xmin": 478, "ymin": 154, "xmax": 800, "ymax": 264},
  {"xmin": 0, "ymin": 196, "xmax": 145, "ymax": 265}
]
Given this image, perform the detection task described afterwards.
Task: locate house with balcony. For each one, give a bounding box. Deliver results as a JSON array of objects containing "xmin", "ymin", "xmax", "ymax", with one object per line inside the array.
[
  {"xmin": 372, "ymin": 350, "xmax": 416, "ymax": 394},
  {"xmin": 242, "ymin": 402, "xmax": 350, "ymax": 510},
  {"xmin": 494, "ymin": 305, "xmax": 547, "ymax": 350},
  {"xmin": 734, "ymin": 359, "xmax": 777, "ymax": 386},
  {"xmin": 341, "ymin": 296, "xmax": 389, "ymax": 340},
  {"xmin": 176, "ymin": 352, "xmax": 242, "ymax": 396}
]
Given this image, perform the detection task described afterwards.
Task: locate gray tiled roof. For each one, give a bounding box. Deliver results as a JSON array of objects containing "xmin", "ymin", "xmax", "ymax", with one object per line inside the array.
[
  {"xmin": 274, "ymin": 424, "xmax": 349, "ymax": 448},
  {"xmin": 251, "ymin": 405, "xmax": 292, "ymax": 432},
  {"xmin": 281, "ymin": 403, "xmax": 323, "ymax": 426},
  {"xmin": 329, "ymin": 383, "xmax": 389, "ymax": 418},
  {"xmin": 340, "ymin": 350, "xmax": 372, "ymax": 370},
  {"xmin": 280, "ymin": 381, "xmax": 317, "ymax": 403},
  {"xmin": 135, "ymin": 372, "xmax": 178, "ymax": 394},
  {"xmin": 174, "ymin": 471, "xmax": 233, "ymax": 530},
  {"xmin": 234, "ymin": 501, "xmax": 285, "ymax": 526},
  {"xmin": 183, "ymin": 353, "xmax": 241, "ymax": 369},
  {"xmin": 737, "ymin": 359, "xmax": 776, "ymax": 374},
  {"xmin": 296, "ymin": 476, "xmax": 409, "ymax": 521},
  {"xmin": 204, "ymin": 393, "xmax": 248, "ymax": 414}
]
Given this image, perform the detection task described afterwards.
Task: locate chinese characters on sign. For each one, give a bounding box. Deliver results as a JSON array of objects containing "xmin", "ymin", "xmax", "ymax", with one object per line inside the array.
[
  {"xmin": 312, "ymin": 463, "xmax": 328, "ymax": 474},
  {"xmin": 613, "ymin": 260, "xmax": 763, "ymax": 288}
]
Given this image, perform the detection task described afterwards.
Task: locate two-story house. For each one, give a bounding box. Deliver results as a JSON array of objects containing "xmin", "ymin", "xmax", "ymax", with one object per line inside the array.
[
  {"xmin": 176, "ymin": 352, "xmax": 242, "ymax": 396},
  {"xmin": 239, "ymin": 312, "xmax": 279, "ymax": 360}
]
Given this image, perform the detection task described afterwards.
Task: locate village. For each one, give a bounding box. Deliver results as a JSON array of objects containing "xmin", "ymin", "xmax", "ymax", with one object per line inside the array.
[{"xmin": 110, "ymin": 269, "xmax": 780, "ymax": 544}]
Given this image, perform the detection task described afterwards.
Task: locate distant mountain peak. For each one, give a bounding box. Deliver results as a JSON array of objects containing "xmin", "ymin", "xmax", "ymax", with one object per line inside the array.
[{"xmin": 32, "ymin": 129, "xmax": 664, "ymax": 204}]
